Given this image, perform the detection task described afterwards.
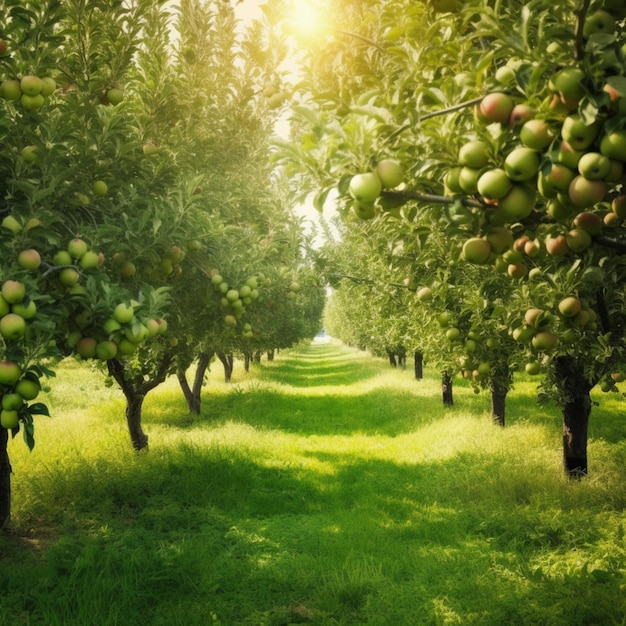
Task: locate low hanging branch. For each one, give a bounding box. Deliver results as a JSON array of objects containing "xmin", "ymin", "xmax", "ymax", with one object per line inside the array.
[
  {"xmin": 382, "ymin": 189, "xmax": 485, "ymax": 209},
  {"xmin": 592, "ymin": 235, "xmax": 626, "ymax": 254}
]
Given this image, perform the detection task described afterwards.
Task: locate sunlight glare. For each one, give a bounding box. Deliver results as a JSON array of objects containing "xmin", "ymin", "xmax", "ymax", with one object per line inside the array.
[{"xmin": 290, "ymin": 0, "xmax": 327, "ymax": 39}]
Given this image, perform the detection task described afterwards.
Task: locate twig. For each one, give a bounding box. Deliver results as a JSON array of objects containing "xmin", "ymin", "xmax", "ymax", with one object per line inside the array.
[{"xmin": 574, "ymin": 0, "xmax": 592, "ymax": 62}]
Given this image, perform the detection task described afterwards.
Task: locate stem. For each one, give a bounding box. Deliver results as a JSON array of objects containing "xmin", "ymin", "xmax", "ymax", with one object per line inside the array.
[
  {"xmin": 382, "ymin": 190, "xmax": 484, "ymax": 208},
  {"xmin": 574, "ymin": 0, "xmax": 592, "ymax": 62}
]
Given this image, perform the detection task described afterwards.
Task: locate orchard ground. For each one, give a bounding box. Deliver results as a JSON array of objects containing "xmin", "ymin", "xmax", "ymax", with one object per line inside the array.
[{"xmin": 1, "ymin": 340, "xmax": 625, "ymax": 625}]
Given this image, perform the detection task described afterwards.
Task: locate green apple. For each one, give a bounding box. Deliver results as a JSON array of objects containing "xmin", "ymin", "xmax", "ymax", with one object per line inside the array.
[
  {"xmin": 561, "ymin": 115, "xmax": 600, "ymax": 151},
  {"xmin": 53, "ymin": 250, "xmax": 72, "ymax": 266},
  {"xmin": 462, "ymin": 237, "xmax": 491, "ymax": 264},
  {"xmin": 106, "ymin": 88, "xmax": 124, "ymax": 105},
  {"xmin": 76, "ymin": 337, "xmax": 97, "ymax": 359},
  {"xmin": 416, "ymin": 287, "xmax": 432, "ymax": 301},
  {"xmin": 0, "ymin": 313, "xmax": 26, "ymax": 339},
  {"xmin": 12, "ymin": 300, "xmax": 36, "ymax": 320},
  {"xmin": 583, "ymin": 10, "xmax": 616, "ymax": 38},
  {"xmin": 555, "ymin": 141, "xmax": 584, "ymax": 169},
  {"xmin": 499, "ymin": 184, "xmax": 536, "ymax": 220},
  {"xmin": 1, "ymin": 215, "xmax": 22, "ymax": 233},
  {"xmin": 113, "ymin": 302, "xmax": 134, "ymax": 324},
  {"xmin": 67, "ymin": 238, "xmax": 89, "ymax": 259},
  {"xmin": 349, "ymin": 173, "xmax": 382, "ymax": 203},
  {"xmin": 477, "ymin": 168, "xmax": 512, "ymax": 200},
  {"xmin": 353, "ymin": 201, "xmax": 376, "ymax": 220},
  {"xmin": 40, "ymin": 77, "xmax": 56, "ymax": 97},
  {"xmin": 96, "ymin": 340, "xmax": 118, "ymax": 360},
  {"xmin": 15, "ymin": 377, "xmax": 40, "ymax": 400},
  {"xmin": 558, "ymin": 296, "xmax": 582, "ymax": 318},
  {"xmin": 532, "ymin": 331, "xmax": 558, "ymax": 351},
  {"xmin": 519, "ymin": 119, "xmax": 554, "ymax": 151},
  {"xmin": 479, "ymin": 92, "xmax": 514, "ymax": 124},
  {"xmin": 599, "ymin": 130, "xmax": 626, "ymax": 162},
  {"xmin": 20, "ymin": 75, "xmax": 43, "ymax": 96},
  {"xmin": 0, "ymin": 410, "xmax": 19, "ymax": 429},
  {"xmin": 0, "ymin": 79, "xmax": 21, "ymax": 100},
  {"xmin": 59, "ymin": 267, "xmax": 80, "ymax": 287},
  {"xmin": 0, "ymin": 361, "xmax": 21, "ymax": 385},
  {"xmin": 1, "ymin": 280, "xmax": 25, "ymax": 304},
  {"xmin": 17, "ymin": 248, "xmax": 41, "ymax": 270},
  {"xmin": 21, "ymin": 146, "xmax": 40, "ymax": 164},
  {"xmin": 566, "ymin": 227, "xmax": 592, "ymax": 252},
  {"xmin": 539, "ymin": 163, "xmax": 576, "ymax": 196},
  {"xmin": 458, "ymin": 167, "xmax": 482, "ymax": 194},
  {"xmin": 551, "ymin": 67, "xmax": 585, "ymax": 108},
  {"xmin": 2, "ymin": 393, "xmax": 23, "ymax": 411},
  {"xmin": 117, "ymin": 338, "xmax": 137, "ymax": 356},
  {"xmin": 504, "ymin": 147, "xmax": 541, "ymax": 181},
  {"xmin": 444, "ymin": 167, "xmax": 464, "ymax": 193},
  {"xmin": 143, "ymin": 141, "xmax": 159, "ymax": 155},
  {"xmin": 568, "ymin": 176, "xmax": 606, "ymax": 208},
  {"xmin": 577, "ymin": 152, "xmax": 611, "ymax": 180},
  {"xmin": 458, "ymin": 140, "xmax": 490, "ymax": 169},
  {"xmin": 525, "ymin": 361, "xmax": 542, "ymax": 375},
  {"xmin": 375, "ymin": 159, "xmax": 403, "ymax": 188},
  {"xmin": 79, "ymin": 250, "xmax": 100, "ymax": 269},
  {"xmin": 92, "ymin": 180, "xmax": 108, "ymax": 196},
  {"xmin": 20, "ymin": 94, "xmax": 44, "ymax": 111},
  {"xmin": 485, "ymin": 226, "xmax": 514, "ymax": 253}
]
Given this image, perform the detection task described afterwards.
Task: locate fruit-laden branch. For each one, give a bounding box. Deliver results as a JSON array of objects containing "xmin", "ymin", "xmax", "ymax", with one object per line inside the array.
[
  {"xmin": 384, "ymin": 96, "xmax": 486, "ymax": 145},
  {"xmin": 593, "ymin": 235, "xmax": 626, "ymax": 254},
  {"xmin": 382, "ymin": 190, "xmax": 484, "ymax": 208},
  {"xmin": 574, "ymin": 0, "xmax": 593, "ymax": 61}
]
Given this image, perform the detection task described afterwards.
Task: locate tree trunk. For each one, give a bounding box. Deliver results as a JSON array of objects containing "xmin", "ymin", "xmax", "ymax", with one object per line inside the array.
[
  {"xmin": 267, "ymin": 349, "xmax": 274, "ymax": 361},
  {"xmin": 125, "ymin": 392, "xmax": 149, "ymax": 451},
  {"xmin": 217, "ymin": 352, "xmax": 234, "ymax": 382},
  {"xmin": 398, "ymin": 347, "xmax": 406, "ymax": 370},
  {"xmin": 244, "ymin": 352, "xmax": 251, "ymax": 373},
  {"xmin": 254, "ymin": 350, "xmax": 262, "ymax": 364},
  {"xmin": 414, "ymin": 351, "xmax": 423, "ymax": 380},
  {"xmin": 177, "ymin": 351, "xmax": 212, "ymax": 415},
  {"xmin": 442, "ymin": 371, "xmax": 453, "ymax": 406},
  {"xmin": 388, "ymin": 350, "xmax": 397, "ymax": 368},
  {"xmin": 490, "ymin": 365, "xmax": 509, "ymax": 427},
  {"xmin": 0, "ymin": 427, "xmax": 11, "ymax": 528},
  {"xmin": 554, "ymin": 356, "xmax": 592, "ymax": 477}
]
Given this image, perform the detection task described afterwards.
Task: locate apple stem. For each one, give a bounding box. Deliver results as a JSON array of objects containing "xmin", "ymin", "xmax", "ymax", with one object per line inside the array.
[
  {"xmin": 574, "ymin": 0, "xmax": 592, "ymax": 62},
  {"xmin": 40, "ymin": 263, "xmax": 80, "ymax": 277}
]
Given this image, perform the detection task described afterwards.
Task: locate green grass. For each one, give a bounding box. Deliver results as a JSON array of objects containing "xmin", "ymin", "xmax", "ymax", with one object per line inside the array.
[{"xmin": 1, "ymin": 341, "xmax": 626, "ymax": 625}]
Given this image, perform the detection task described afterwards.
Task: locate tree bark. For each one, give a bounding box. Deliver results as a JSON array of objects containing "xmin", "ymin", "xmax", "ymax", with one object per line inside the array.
[
  {"xmin": 125, "ymin": 393, "xmax": 149, "ymax": 451},
  {"xmin": 177, "ymin": 351, "xmax": 213, "ymax": 415},
  {"xmin": 442, "ymin": 371, "xmax": 453, "ymax": 406},
  {"xmin": 244, "ymin": 352, "xmax": 251, "ymax": 373},
  {"xmin": 0, "ymin": 427, "xmax": 11, "ymax": 528},
  {"xmin": 254, "ymin": 350, "xmax": 262, "ymax": 364},
  {"xmin": 387, "ymin": 350, "xmax": 397, "ymax": 367},
  {"xmin": 414, "ymin": 351, "xmax": 423, "ymax": 380},
  {"xmin": 217, "ymin": 352, "xmax": 234, "ymax": 382},
  {"xmin": 490, "ymin": 364, "xmax": 510, "ymax": 427},
  {"xmin": 267, "ymin": 349, "xmax": 275, "ymax": 361},
  {"xmin": 554, "ymin": 356, "xmax": 593, "ymax": 477}
]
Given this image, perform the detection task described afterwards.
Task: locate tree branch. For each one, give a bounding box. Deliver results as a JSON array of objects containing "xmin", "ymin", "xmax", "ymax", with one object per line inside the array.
[
  {"xmin": 382, "ymin": 190, "xmax": 484, "ymax": 208},
  {"xmin": 592, "ymin": 235, "xmax": 626, "ymax": 254},
  {"xmin": 574, "ymin": 0, "xmax": 592, "ymax": 62}
]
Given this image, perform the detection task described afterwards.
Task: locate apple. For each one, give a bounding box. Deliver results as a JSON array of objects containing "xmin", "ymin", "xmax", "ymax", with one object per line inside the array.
[
  {"xmin": 155, "ymin": 318, "xmax": 167, "ymax": 334},
  {"xmin": 525, "ymin": 362, "xmax": 542, "ymax": 375},
  {"xmin": 375, "ymin": 159, "xmax": 403, "ymax": 188},
  {"xmin": 67, "ymin": 238, "xmax": 89, "ymax": 259},
  {"xmin": 555, "ymin": 141, "xmax": 584, "ymax": 169},
  {"xmin": 1, "ymin": 215, "xmax": 22, "ymax": 233},
  {"xmin": 479, "ymin": 92, "xmax": 514, "ymax": 124},
  {"xmin": 267, "ymin": 92, "xmax": 285, "ymax": 108},
  {"xmin": 40, "ymin": 77, "xmax": 56, "ymax": 97},
  {"xmin": 561, "ymin": 115, "xmax": 601, "ymax": 151},
  {"xmin": 416, "ymin": 287, "xmax": 432, "ymax": 301},
  {"xmin": 512, "ymin": 326, "xmax": 535, "ymax": 344},
  {"xmin": 573, "ymin": 211, "xmax": 603, "ymax": 235},
  {"xmin": 495, "ymin": 65, "xmax": 516, "ymax": 85},
  {"xmin": 12, "ymin": 300, "xmax": 36, "ymax": 320},
  {"xmin": 79, "ymin": 250, "xmax": 100, "ymax": 269},
  {"xmin": 462, "ymin": 237, "xmax": 491, "ymax": 264},
  {"xmin": 20, "ymin": 94, "xmax": 44, "ymax": 111},
  {"xmin": 20, "ymin": 75, "xmax": 43, "ymax": 96},
  {"xmin": 568, "ymin": 176, "xmax": 606, "ymax": 208},
  {"xmin": 508, "ymin": 263, "xmax": 528, "ymax": 279},
  {"xmin": 551, "ymin": 67, "xmax": 585, "ymax": 108},
  {"xmin": 0, "ymin": 361, "xmax": 21, "ymax": 385},
  {"xmin": 2, "ymin": 393, "xmax": 23, "ymax": 411},
  {"xmin": 103, "ymin": 318, "xmax": 122, "ymax": 334},
  {"xmin": 59, "ymin": 267, "xmax": 80, "ymax": 287},
  {"xmin": 96, "ymin": 340, "xmax": 118, "ymax": 360},
  {"xmin": 499, "ymin": 184, "xmax": 536, "ymax": 220},
  {"xmin": 457, "ymin": 167, "xmax": 481, "ymax": 194},
  {"xmin": 509, "ymin": 103, "xmax": 533, "ymax": 127},
  {"xmin": 612, "ymin": 195, "xmax": 626, "ymax": 218},
  {"xmin": 504, "ymin": 147, "xmax": 541, "ymax": 181},
  {"xmin": 120, "ymin": 261, "xmax": 136, "ymax": 278},
  {"xmin": 444, "ymin": 167, "xmax": 464, "ymax": 193},
  {"xmin": 524, "ymin": 239, "xmax": 541, "ymax": 257},
  {"xmin": 353, "ymin": 201, "xmax": 376, "ymax": 219},
  {"xmin": 545, "ymin": 234, "xmax": 570, "ymax": 256},
  {"xmin": 604, "ymin": 212, "xmax": 620, "ymax": 226},
  {"xmin": 605, "ymin": 159, "xmax": 624, "ymax": 182},
  {"xmin": 117, "ymin": 338, "xmax": 137, "ymax": 356},
  {"xmin": 445, "ymin": 327, "xmax": 461, "ymax": 341},
  {"xmin": 224, "ymin": 314, "xmax": 237, "ymax": 327},
  {"xmin": 0, "ymin": 313, "xmax": 26, "ymax": 339},
  {"xmin": 524, "ymin": 308, "xmax": 544, "ymax": 327},
  {"xmin": 0, "ymin": 410, "xmax": 19, "ymax": 430},
  {"xmin": 477, "ymin": 168, "xmax": 512, "ymax": 200},
  {"xmin": 17, "ymin": 248, "xmax": 41, "ymax": 270},
  {"xmin": 458, "ymin": 140, "xmax": 490, "ymax": 169},
  {"xmin": 143, "ymin": 141, "xmax": 159, "ymax": 155},
  {"xmin": 53, "ymin": 250, "xmax": 72, "ymax": 266},
  {"xmin": 145, "ymin": 319, "xmax": 161, "ymax": 337},
  {"xmin": 0, "ymin": 296, "xmax": 8, "ymax": 317},
  {"xmin": 558, "ymin": 296, "xmax": 582, "ymax": 318},
  {"xmin": 349, "ymin": 173, "xmax": 381, "ymax": 203},
  {"xmin": 0, "ymin": 79, "xmax": 21, "ymax": 100},
  {"xmin": 532, "ymin": 331, "xmax": 558, "ymax": 351},
  {"xmin": 113, "ymin": 302, "xmax": 134, "ymax": 324},
  {"xmin": 577, "ymin": 152, "xmax": 611, "ymax": 180},
  {"xmin": 92, "ymin": 180, "xmax": 108, "ymax": 196},
  {"xmin": 15, "ymin": 377, "xmax": 40, "ymax": 400},
  {"xmin": 106, "ymin": 88, "xmax": 124, "ymax": 105},
  {"xmin": 566, "ymin": 227, "xmax": 592, "ymax": 252},
  {"xmin": 21, "ymin": 146, "xmax": 40, "ymax": 164},
  {"xmin": 583, "ymin": 10, "xmax": 616, "ymax": 38},
  {"xmin": 76, "ymin": 337, "xmax": 97, "ymax": 359},
  {"xmin": 539, "ymin": 163, "xmax": 575, "ymax": 195},
  {"xmin": 599, "ymin": 130, "xmax": 626, "ymax": 162},
  {"xmin": 1, "ymin": 280, "xmax": 25, "ymax": 304},
  {"xmin": 519, "ymin": 119, "xmax": 554, "ymax": 151}
]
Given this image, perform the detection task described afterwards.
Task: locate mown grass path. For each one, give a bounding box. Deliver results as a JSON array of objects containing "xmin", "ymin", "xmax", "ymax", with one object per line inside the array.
[{"xmin": 1, "ymin": 341, "xmax": 626, "ymax": 625}]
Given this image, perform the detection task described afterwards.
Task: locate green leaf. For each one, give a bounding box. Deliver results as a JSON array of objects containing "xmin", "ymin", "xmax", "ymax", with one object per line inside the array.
[{"xmin": 28, "ymin": 403, "xmax": 51, "ymax": 417}]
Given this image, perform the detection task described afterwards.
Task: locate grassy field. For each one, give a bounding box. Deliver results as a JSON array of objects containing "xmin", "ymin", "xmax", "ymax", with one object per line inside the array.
[{"xmin": 1, "ymin": 340, "xmax": 625, "ymax": 625}]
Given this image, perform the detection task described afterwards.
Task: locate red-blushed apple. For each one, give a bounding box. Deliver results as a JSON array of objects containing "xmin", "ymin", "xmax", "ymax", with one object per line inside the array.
[
  {"xmin": 17, "ymin": 248, "xmax": 41, "ymax": 270},
  {"xmin": 604, "ymin": 212, "xmax": 620, "ymax": 226},
  {"xmin": 1, "ymin": 280, "xmax": 25, "ymax": 304},
  {"xmin": 524, "ymin": 308, "xmax": 544, "ymax": 327},
  {"xmin": 0, "ymin": 361, "xmax": 21, "ymax": 384},
  {"xmin": 539, "ymin": 163, "xmax": 576, "ymax": 196},
  {"xmin": 561, "ymin": 115, "xmax": 601, "ymax": 150},
  {"xmin": 555, "ymin": 141, "xmax": 584, "ymax": 169},
  {"xmin": 76, "ymin": 337, "xmax": 97, "ymax": 359},
  {"xmin": 509, "ymin": 103, "xmax": 533, "ymax": 127},
  {"xmin": 462, "ymin": 237, "xmax": 491, "ymax": 264},
  {"xmin": 524, "ymin": 239, "xmax": 541, "ymax": 257},
  {"xmin": 573, "ymin": 211, "xmax": 603, "ymax": 235},
  {"xmin": 67, "ymin": 238, "xmax": 89, "ymax": 259},
  {"xmin": 558, "ymin": 296, "xmax": 582, "ymax": 318},
  {"xmin": 568, "ymin": 176, "xmax": 606, "ymax": 208},
  {"xmin": 612, "ymin": 195, "xmax": 626, "ymax": 218},
  {"xmin": 0, "ymin": 313, "xmax": 26, "ymax": 339},
  {"xmin": 545, "ymin": 234, "xmax": 570, "ymax": 256},
  {"xmin": 479, "ymin": 92, "xmax": 514, "ymax": 125},
  {"xmin": 508, "ymin": 263, "xmax": 528, "ymax": 279}
]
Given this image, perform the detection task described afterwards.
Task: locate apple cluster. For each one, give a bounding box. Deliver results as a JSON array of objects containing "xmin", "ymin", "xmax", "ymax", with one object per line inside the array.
[
  {"xmin": 262, "ymin": 84, "xmax": 286, "ymax": 110},
  {"xmin": 0, "ymin": 74, "xmax": 56, "ymax": 112},
  {"xmin": 348, "ymin": 159, "xmax": 405, "ymax": 219},
  {"xmin": 209, "ymin": 271, "xmax": 262, "ymax": 336},
  {"xmin": 0, "ymin": 361, "xmax": 41, "ymax": 431},
  {"xmin": 0, "ymin": 279, "xmax": 36, "ymax": 342}
]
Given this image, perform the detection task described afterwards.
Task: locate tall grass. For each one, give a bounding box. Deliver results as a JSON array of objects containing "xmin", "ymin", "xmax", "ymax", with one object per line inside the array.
[{"xmin": 1, "ymin": 341, "xmax": 625, "ymax": 625}]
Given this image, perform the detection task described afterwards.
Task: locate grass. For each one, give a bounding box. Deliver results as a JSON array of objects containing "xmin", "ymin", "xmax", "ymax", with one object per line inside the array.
[{"xmin": 1, "ymin": 340, "xmax": 626, "ymax": 625}]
